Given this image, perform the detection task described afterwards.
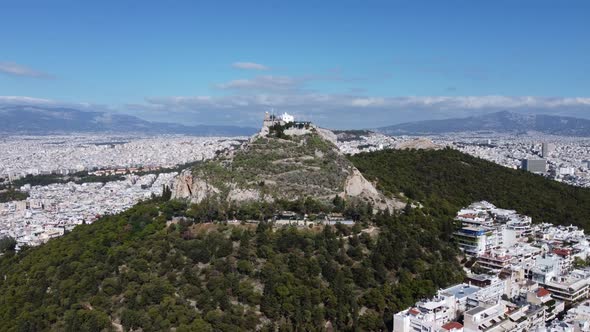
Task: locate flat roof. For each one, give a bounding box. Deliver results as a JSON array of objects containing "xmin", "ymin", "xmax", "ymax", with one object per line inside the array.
[
  {"xmin": 468, "ymin": 274, "xmax": 496, "ymax": 282},
  {"xmin": 465, "ymin": 306, "xmax": 488, "ymax": 315},
  {"xmin": 440, "ymin": 283, "xmax": 481, "ymax": 300}
]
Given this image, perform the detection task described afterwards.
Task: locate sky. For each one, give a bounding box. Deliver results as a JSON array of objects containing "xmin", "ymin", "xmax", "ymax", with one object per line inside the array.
[{"xmin": 0, "ymin": 0, "xmax": 589, "ymax": 129}]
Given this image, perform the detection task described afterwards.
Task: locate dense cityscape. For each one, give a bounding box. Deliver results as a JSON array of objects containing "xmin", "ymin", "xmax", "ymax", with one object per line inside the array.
[
  {"xmin": 0, "ymin": 135, "xmax": 245, "ymax": 248},
  {"xmin": 0, "ymin": 135, "xmax": 246, "ymax": 181},
  {"xmin": 394, "ymin": 201, "xmax": 590, "ymax": 332}
]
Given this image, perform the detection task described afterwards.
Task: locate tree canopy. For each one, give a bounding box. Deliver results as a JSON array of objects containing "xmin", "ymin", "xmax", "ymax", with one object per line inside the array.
[
  {"xmin": 0, "ymin": 195, "xmax": 462, "ymax": 331},
  {"xmin": 350, "ymin": 148, "xmax": 590, "ymax": 230}
]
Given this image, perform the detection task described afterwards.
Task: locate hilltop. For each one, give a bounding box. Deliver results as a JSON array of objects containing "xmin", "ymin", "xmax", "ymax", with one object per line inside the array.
[
  {"xmin": 173, "ymin": 116, "xmax": 403, "ymax": 211},
  {"xmin": 376, "ymin": 111, "xmax": 590, "ymax": 137}
]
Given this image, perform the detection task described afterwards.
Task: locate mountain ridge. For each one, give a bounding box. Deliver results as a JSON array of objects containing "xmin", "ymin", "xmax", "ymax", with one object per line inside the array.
[
  {"xmin": 376, "ymin": 111, "xmax": 590, "ymax": 136},
  {"xmin": 0, "ymin": 105, "xmax": 257, "ymax": 136}
]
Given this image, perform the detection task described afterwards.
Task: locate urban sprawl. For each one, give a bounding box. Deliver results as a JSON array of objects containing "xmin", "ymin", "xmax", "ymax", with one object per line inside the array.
[{"xmin": 0, "ymin": 135, "xmax": 245, "ymax": 248}]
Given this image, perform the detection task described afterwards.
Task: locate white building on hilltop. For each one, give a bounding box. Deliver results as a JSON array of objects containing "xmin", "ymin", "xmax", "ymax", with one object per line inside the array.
[
  {"xmin": 263, "ymin": 111, "xmax": 295, "ymax": 127},
  {"xmin": 259, "ymin": 111, "xmax": 313, "ymax": 137},
  {"xmin": 280, "ymin": 112, "xmax": 294, "ymax": 123}
]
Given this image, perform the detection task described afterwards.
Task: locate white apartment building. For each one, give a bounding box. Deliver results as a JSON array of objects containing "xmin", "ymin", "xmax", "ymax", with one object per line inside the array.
[
  {"xmin": 547, "ymin": 300, "xmax": 590, "ymax": 332},
  {"xmin": 464, "ymin": 302, "xmax": 545, "ymax": 332},
  {"xmin": 454, "ymin": 202, "xmax": 532, "ymax": 257},
  {"xmin": 454, "ymin": 226, "xmax": 504, "ymax": 256},
  {"xmin": 394, "ymin": 281, "xmax": 506, "ymax": 332},
  {"xmin": 393, "ymin": 296, "xmax": 459, "ymax": 332},
  {"xmin": 542, "ymin": 271, "xmax": 590, "ymax": 305},
  {"xmin": 526, "ymin": 288, "xmax": 566, "ymax": 321}
]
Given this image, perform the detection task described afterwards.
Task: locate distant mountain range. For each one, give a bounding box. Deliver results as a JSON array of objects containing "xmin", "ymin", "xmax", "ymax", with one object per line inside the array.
[
  {"xmin": 376, "ymin": 111, "xmax": 590, "ymax": 136},
  {"xmin": 0, "ymin": 105, "xmax": 257, "ymax": 136}
]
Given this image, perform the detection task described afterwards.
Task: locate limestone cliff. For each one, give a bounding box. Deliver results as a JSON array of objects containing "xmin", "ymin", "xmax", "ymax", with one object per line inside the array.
[
  {"xmin": 344, "ymin": 168, "xmax": 404, "ymax": 211},
  {"xmin": 172, "ymin": 170, "xmax": 220, "ymax": 203}
]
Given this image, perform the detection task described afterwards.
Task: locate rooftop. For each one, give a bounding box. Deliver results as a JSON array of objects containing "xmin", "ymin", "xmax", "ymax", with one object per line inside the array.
[
  {"xmin": 441, "ymin": 321, "xmax": 464, "ymax": 330},
  {"xmin": 440, "ymin": 283, "xmax": 481, "ymax": 300}
]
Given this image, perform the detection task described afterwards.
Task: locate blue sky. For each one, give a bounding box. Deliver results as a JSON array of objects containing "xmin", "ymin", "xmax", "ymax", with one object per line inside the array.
[{"xmin": 1, "ymin": 0, "xmax": 589, "ymax": 128}]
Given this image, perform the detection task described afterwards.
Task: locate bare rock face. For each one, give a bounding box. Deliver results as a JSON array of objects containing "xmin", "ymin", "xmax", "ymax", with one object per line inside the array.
[
  {"xmin": 344, "ymin": 168, "xmax": 405, "ymax": 211},
  {"xmin": 316, "ymin": 127, "xmax": 338, "ymax": 146},
  {"xmin": 395, "ymin": 138, "xmax": 440, "ymax": 150},
  {"xmin": 227, "ymin": 187, "xmax": 262, "ymax": 202},
  {"xmin": 344, "ymin": 168, "xmax": 380, "ymax": 197},
  {"xmin": 172, "ymin": 170, "xmax": 220, "ymax": 203},
  {"xmin": 172, "ymin": 170, "xmax": 193, "ymax": 198}
]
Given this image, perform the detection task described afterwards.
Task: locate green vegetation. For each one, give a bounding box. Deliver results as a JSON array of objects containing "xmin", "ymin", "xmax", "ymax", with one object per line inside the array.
[
  {"xmin": 136, "ymin": 160, "xmax": 204, "ymax": 177},
  {"xmin": 268, "ymin": 122, "xmax": 312, "ymax": 140},
  {"xmin": 573, "ymin": 256, "xmax": 590, "ymax": 269},
  {"xmin": 0, "ymin": 194, "xmax": 461, "ymax": 331},
  {"xmin": 0, "ymin": 173, "xmax": 126, "ymax": 189},
  {"xmin": 190, "ymin": 132, "xmax": 353, "ymax": 200},
  {"xmin": 0, "ymin": 236, "xmax": 17, "ymax": 253},
  {"xmin": 268, "ymin": 123, "xmax": 291, "ymax": 139},
  {"xmin": 0, "ymin": 188, "xmax": 29, "ymax": 203},
  {"xmin": 357, "ymin": 144, "xmax": 376, "ymax": 150},
  {"xmin": 73, "ymin": 174, "xmax": 127, "ymax": 185},
  {"xmin": 185, "ymin": 195, "xmax": 373, "ymax": 223},
  {"xmin": 0, "ymin": 174, "xmax": 69, "ymax": 188},
  {"xmin": 0, "ymin": 161, "xmax": 205, "ymax": 191},
  {"xmin": 350, "ymin": 148, "xmax": 590, "ymax": 230}
]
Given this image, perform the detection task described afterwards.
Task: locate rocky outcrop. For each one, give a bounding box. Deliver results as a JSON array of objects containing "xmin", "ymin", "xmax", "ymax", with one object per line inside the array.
[
  {"xmin": 344, "ymin": 168, "xmax": 404, "ymax": 211},
  {"xmin": 227, "ymin": 187, "xmax": 263, "ymax": 202},
  {"xmin": 172, "ymin": 170, "xmax": 220, "ymax": 203},
  {"xmin": 316, "ymin": 127, "xmax": 338, "ymax": 146},
  {"xmin": 395, "ymin": 138, "xmax": 440, "ymax": 150},
  {"xmin": 344, "ymin": 168, "xmax": 381, "ymax": 198}
]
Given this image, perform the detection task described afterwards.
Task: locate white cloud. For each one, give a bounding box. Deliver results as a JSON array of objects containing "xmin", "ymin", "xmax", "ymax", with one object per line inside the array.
[
  {"xmin": 129, "ymin": 94, "xmax": 590, "ymax": 128},
  {"xmin": 3, "ymin": 94, "xmax": 590, "ymax": 129},
  {"xmin": 217, "ymin": 75, "xmax": 303, "ymax": 91},
  {"xmin": 0, "ymin": 96, "xmax": 57, "ymax": 105},
  {"xmin": 351, "ymin": 97, "xmax": 386, "ymax": 107},
  {"xmin": 138, "ymin": 94, "xmax": 590, "ymax": 112},
  {"xmin": 0, "ymin": 62, "xmax": 53, "ymax": 78},
  {"xmin": 232, "ymin": 62, "xmax": 270, "ymax": 70}
]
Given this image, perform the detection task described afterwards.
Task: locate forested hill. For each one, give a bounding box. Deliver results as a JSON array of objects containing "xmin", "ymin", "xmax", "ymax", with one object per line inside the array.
[
  {"xmin": 350, "ymin": 148, "xmax": 590, "ymax": 230},
  {"xmin": 3, "ymin": 147, "xmax": 586, "ymax": 331},
  {"xmin": 0, "ymin": 198, "xmax": 463, "ymax": 331}
]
